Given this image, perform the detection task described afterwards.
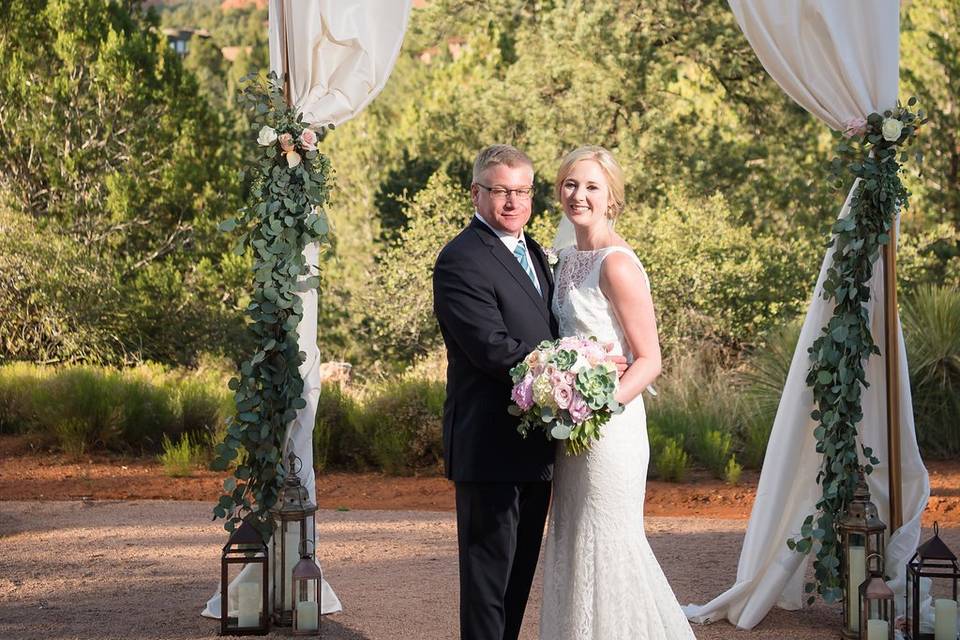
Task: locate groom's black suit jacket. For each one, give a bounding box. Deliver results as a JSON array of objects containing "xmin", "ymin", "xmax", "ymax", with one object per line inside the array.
[{"xmin": 433, "ymin": 217, "xmax": 559, "ymax": 483}]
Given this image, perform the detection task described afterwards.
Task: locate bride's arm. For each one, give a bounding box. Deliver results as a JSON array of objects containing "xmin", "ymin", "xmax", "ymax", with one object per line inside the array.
[{"xmin": 599, "ymin": 252, "xmax": 661, "ymax": 405}]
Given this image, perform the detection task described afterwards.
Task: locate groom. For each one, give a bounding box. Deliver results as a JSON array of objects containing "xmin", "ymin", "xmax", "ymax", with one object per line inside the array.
[{"xmin": 433, "ymin": 144, "xmax": 558, "ymax": 640}]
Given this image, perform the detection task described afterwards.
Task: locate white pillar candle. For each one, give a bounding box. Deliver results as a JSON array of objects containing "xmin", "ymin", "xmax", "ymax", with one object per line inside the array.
[
  {"xmin": 848, "ymin": 546, "xmax": 866, "ymax": 632},
  {"xmin": 284, "ymin": 530, "xmax": 300, "ymax": 609},
  {"xmin": 934, "ymin": 598, "xmax": 958, "ymax": 640},
  {"xmin": 296, "ymin": 601, "xmax": 319, "ymax": 632},
  {"xmin": 867, "ymin": 618, "xmax": 888, "ymax": 640},
  {"xmin": 237, "ymin": 582, "xmax": 260, "ymax": 628}
]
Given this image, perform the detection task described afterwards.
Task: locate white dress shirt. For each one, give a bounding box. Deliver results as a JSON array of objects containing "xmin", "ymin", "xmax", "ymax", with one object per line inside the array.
[{"xmin": 474, "ymin": 212, "xmax": 542, "ymax": 292}]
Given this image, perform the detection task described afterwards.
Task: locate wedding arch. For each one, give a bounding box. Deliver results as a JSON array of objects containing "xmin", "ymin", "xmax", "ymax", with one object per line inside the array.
[
  {"xmin": 685, "ymin": 0, "xmax": 929, "ymax": 629},
  {"xmin": 200, "ymin": 0, "xmax": 931, "ymax": 631},
  {"xmin": 201, "ymin": 0, "xmax": 414, "ymax": 621}
]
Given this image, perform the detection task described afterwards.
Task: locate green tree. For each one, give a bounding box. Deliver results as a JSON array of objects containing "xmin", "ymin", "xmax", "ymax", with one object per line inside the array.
[{"xmin": 0, "ymin": 0, "xmax": 245, "ymax": 364}]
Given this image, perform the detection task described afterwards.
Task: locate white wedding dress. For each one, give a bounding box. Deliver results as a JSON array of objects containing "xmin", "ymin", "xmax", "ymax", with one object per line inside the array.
[{"xmin": 540, "ymin": 245, "xmax": 696, "ymax": 640}]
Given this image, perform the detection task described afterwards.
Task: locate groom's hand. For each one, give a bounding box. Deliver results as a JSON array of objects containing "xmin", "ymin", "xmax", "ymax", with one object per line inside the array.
[{"xmin": 604, "ymin": 343, "xmax": 628, "ymax": 378}]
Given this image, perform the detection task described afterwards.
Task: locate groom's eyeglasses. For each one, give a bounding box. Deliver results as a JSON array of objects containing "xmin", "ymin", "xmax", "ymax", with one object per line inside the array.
[{"xmin": 476, "ymin": 183, "xmax": 534, "ymax": 200}]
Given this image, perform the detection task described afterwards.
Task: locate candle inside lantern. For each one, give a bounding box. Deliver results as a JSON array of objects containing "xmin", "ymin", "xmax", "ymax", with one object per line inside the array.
[
  {"xmin": 284, "ymin": 529, "xmax": 300, "ymax": 609},
  {"xmin": 237, "ymin": 582, "xmax": 260, "ymax": 628},
  {"xmin": 848, "ymin": 545, "xmax": 866, "ymax": 632},
  {"xmin": 934, "ymin": 598, "xmax": 958, "ymax": 640},
  {"xmin": 296, "ymin": 601, "xmax": 319, "ymax": 632},
  {"xmin": 866, "ymin": 618, "xmax": 888, "ymax": 640}
]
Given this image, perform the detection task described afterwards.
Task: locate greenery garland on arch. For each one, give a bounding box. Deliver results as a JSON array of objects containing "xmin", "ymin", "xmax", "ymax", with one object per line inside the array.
[
  {"xmin": 787, "ymin": 99, "xmax": 926, "ymax": 603},
  {"xmin": 210, "ymin": 73, "xmax": 333, "ymax": 535}
]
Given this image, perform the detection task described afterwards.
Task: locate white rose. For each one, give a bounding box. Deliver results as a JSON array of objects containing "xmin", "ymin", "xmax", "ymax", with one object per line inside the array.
[
  {"xmin": 286, "ymin": 150, "xmax": 302, "ymax": 168},
  {"xmin": 881, "ymin": 118, "xmax": 903, "ymax": 143},
  {"xmin": 257, "ymin": 125, "xmax": 278, "ymax": 146}
]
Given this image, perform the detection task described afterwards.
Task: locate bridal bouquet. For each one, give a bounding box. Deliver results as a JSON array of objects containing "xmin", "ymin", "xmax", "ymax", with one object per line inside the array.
[{"xmin": 508, "ymin": 336, "xmax": 623, "ymax": 455}]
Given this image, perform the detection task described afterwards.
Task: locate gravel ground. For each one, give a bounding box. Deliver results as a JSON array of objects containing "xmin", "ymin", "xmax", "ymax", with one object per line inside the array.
[{"xmin": 2, "ymin": 501, "xmax": 957, "ymax": 640}]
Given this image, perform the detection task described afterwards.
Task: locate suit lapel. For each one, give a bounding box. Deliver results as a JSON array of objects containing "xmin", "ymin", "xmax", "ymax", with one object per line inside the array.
[{"xmin": 469, "ymin": 219, "xmax": 551, "ymax": 323}]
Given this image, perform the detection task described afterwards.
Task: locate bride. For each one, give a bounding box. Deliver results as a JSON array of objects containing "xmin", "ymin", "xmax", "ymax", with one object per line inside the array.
[{"xmin": 539, "ymin": 146, "xmax": 695, "ymax": 639}]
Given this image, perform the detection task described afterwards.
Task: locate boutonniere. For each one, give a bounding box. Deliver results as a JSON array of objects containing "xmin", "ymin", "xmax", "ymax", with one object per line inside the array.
[{"xmin": 544, "ymin": 248, "xmax": 559, "ymax": 268}]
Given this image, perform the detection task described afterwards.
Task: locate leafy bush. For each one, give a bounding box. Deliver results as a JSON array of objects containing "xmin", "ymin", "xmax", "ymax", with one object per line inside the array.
[
  {"xmin": 361, "ymin": 171, "xmax": 472, "ymax": 365},
  {"xmin": 616, "ymin": 187, "xmax": 818, "ymax": 356}
]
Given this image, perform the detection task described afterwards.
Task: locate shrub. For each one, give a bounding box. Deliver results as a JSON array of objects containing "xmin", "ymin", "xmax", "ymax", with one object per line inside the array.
[
  {"xmin": 651, "ymin": 433, "xmax": 689, "ymax": 482},
  {"xmin": 902, "ymin": 285, "xmax": 960, "ymax": 457},
  {"xmin": 361, "ymin": 171, "xmax": 472, "ymax": 365},
  {"xmin": 0, "ymin": 361, "xmax": 50, "ymax": 435},
  {"xmin": 0, "ymin": 359, "xmax": 233, "ymax": 455},
  {"xmin": 36, "ymin": 367, "xmax": 127, "ymax": 454},
  {"xmin": 724, "ymin": 454, "xmax": 743, "ymax": 485},
  {"xmin": 314, "ymin": 383, "xmax": 372, "ymax": 472},
  {"xmin": 738, "ymin": 317, "xmax": 803, "ymax": 468},
  {"xmin": 360, "ymin": 374, "xmax": 445, "ymax": 476},
  {"xmin": 158, "ymin": 433, "xmax": 204, "ymax": 478},
  {"xmin": 646, "ymin": 348, "xmax": 741, "ymax": 478},
  {"xmin": 614, "ymin": 187, "xmax": 818, "ymax": 357}
]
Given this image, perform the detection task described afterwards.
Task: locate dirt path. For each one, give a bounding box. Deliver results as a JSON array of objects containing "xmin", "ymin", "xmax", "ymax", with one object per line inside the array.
[{"xmin": 11, "ymin": 501, "xmax": 953, "ymax": 640}]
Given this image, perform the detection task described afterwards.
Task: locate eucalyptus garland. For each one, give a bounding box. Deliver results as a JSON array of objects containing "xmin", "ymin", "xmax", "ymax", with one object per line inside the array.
[
  {"xmin": 210, "ymin": 73, "xmax": 333, "ymax": 534},
  {"xmin": 788, "ymin": 99, "xmax": 926, "ymax": 604}
]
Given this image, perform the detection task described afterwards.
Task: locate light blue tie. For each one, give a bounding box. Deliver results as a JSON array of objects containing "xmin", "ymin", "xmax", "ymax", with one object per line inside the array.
[{"xmin": 513, "ymin": 240, "xmax": 541, "ymax": 294}]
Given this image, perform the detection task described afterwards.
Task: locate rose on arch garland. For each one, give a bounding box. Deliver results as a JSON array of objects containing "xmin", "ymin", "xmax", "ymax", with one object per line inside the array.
[
  {"xmin": 787, "ymin": 98, "xmax": 926, "ymax": 604},
  {"xmin": 210, "ymin": 72, "xmax": 333, "ymax": 535}
]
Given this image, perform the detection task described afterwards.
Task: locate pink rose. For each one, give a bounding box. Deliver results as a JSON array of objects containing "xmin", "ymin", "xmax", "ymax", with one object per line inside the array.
[
  {"xmin": 299, "ymin": 128, "xmax": 318, "ymax": 151},
  {"xmin": 278, "ymin": 133, "xmax": 295, "ymax": 152},
  {"xmin": 512, "ymin": 375, "xmax": 534, "ymax": 411},
  {"xmin": 552, "ymin": 383, "xmax": 572, "ymax": 410},
  {"xmin": 547, "ymin": 365, "xmax": 566, "ymax": 387},
  {"xmin": 842, "ymin": 117, "xmax": 868, "ymax": 139},
  {"xmin": 567, "ymin": 390, "xmax": 591, "ymax": 424},
  {"xmin": 286, "ymin": 150, "xmax": 302, "ymax": 168}
]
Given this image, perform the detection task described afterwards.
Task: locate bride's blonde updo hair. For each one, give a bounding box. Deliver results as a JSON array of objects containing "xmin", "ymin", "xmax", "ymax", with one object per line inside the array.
[{"xmin": 554, "ymin": 146, "xmax": 626, "ymax": 220}]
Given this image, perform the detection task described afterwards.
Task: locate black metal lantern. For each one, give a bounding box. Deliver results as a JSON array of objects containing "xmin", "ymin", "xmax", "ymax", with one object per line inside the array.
[
  {"xmin": 858, "ymin": 553, "xmax": 894, "ymax": 640},
  {"xmin": 272, "ymin": 452, "xmax": 318, "ymax": 626},
  {"xmin": 840, "ymin": 471, "xmax": 887, "ymax": 639},
  {"xmin": 292, "ymin": 540, "xmax": 324, "ymax": 636},
  {"xmin": 220, "ymin": 519, "xmax": 270, "ymax": 636},
  {"xmin": 905, "ymin": 522, "xmax": 959, "ymax": 640}
]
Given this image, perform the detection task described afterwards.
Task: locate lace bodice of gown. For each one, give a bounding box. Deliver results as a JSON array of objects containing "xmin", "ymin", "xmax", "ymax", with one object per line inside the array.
[{"xmin": 552, "ymin": 245, "xmax": 648, "ymax": 357}]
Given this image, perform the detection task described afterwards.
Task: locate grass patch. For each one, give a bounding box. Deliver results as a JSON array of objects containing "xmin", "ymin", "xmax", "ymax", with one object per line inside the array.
[{"xmin": 158, "ymin": 432, "xmax": 204, "ymax": 477}]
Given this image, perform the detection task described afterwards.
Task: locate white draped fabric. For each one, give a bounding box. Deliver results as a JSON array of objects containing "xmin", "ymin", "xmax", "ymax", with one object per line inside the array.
[
  {"xmin": 202, "ymin": 0, "xmax": 412, "ymax": 621},
  {"xmin": 683, "ymin": 0, "xmax": 931, "ymax": 630}
]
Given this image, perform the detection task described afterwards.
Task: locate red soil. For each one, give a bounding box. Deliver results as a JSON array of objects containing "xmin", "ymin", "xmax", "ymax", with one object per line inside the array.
[{"xmin": 1, "ymin": 435, "xmax": 957, "ymax": 524}]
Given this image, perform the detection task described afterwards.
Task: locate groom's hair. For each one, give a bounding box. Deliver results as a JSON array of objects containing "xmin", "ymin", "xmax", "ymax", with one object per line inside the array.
[{"xmin": 472, "ymin": 144, "xmax": 534, "ymax": 183}]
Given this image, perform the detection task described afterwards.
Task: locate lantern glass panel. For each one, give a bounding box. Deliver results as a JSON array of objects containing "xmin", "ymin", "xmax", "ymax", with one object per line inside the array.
[
  {"xmin": 292, "ymin": 553, "xmax": 323, "ymax": 636},
  {"xmin": 220, "ymin": 520, "xmax": 270, "ymax": 636}
]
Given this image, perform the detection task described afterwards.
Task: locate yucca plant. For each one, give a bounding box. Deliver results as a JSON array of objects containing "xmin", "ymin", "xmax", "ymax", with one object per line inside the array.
[{"xmin": 902, "ymin": 285, "xmax": 960, "ymax": 457}]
